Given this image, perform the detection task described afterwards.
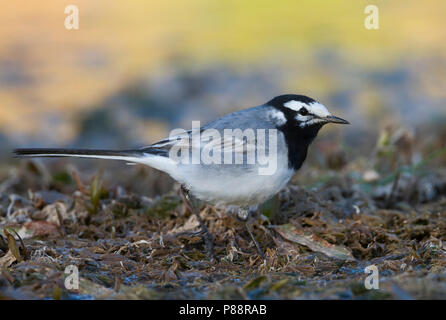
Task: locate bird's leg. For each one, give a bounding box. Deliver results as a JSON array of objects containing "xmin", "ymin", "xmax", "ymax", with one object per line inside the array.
[
  {"xmin": 237, "ymin": 208, "xmax": 265, "ymax": 259},
  {"xmin": 180, "ymin": 185, "xmax": 216, "ymax": 260}
]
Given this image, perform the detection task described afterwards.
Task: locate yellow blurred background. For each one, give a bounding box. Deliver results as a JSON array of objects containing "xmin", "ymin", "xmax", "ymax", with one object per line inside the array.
[{"xmin": 0, "ymin": 0, "xmax": 445, "ymax": 146}]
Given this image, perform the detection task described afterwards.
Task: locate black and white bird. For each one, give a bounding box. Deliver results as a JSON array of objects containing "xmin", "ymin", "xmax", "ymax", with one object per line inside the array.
[{"xmin": 14, "ymin": 94, "xmax": 349, "ymax": 258}]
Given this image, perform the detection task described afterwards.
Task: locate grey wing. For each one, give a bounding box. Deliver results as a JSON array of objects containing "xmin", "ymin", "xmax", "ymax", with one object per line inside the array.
[
  {"xmin": 140, "ymin": 104, "xmax": 281, "ymax": 161},
  {"xmin": 141, "ymin": 129, "xmax": 256, "ymax": 162},
  {"xmin": 200, "ymin": 105, "xmax": 283, "ymax": 161},
  {"xmin": 139, "ymin": 130, "xmax": 192, "ymax": 158},
  {"xmin": 201, "ymin": 105, "xmax": 277, "ymax": 131}
]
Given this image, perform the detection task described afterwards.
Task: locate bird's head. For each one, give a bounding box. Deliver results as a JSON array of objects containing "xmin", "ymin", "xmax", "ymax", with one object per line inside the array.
[
  {"xmin": 267, "ymin": 94, "xmax": 349, "ymax": 170},
  {"xmin": 267, "ymin": 94, "xmax": 349, "ymax": 129}
]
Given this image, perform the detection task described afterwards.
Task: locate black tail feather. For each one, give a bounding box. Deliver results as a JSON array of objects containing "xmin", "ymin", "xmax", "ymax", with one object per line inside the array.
[{"xmin": 13, "ymin": 148, "xmax": 143, "ymax": 158}]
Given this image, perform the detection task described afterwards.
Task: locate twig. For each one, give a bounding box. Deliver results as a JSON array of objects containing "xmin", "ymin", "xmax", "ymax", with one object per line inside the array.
[
  {"xmin": 0, "ymin": 234, "xmax": 8, "ymax": 251},
  {"xmin": 374, "ymin": 146, "xmax": 446, "ymax": 186},
  {"xmin": 72, "ymin": 170, "xmax": 88, "ymax": 195},
  {"xmin": 3, "ymin": 228, "xmax": 22, "ymax": 262},
  {"xmin": 114, "ymin": 274, "xmax": 120, "ymax": 292},
  {"xmin": 385, "ymin": 170, "xmax": 401, "ymax": 208},
  {"xmin": 1, "ymin": 268, "xmax": 14, "ymax": 285},
  {"xmin": 10, "ymin": 228, "xmax": 28, "ymax": 261}
]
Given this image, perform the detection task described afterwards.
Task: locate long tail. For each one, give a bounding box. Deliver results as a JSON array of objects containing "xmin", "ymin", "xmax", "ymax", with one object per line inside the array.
[
  {"xmin": 13, "ymin": 148, "xmax": 176, "ymax": 174},
  {"xmin": 13, "ymin": 148, "xmax": 144, "ymax": 160}
]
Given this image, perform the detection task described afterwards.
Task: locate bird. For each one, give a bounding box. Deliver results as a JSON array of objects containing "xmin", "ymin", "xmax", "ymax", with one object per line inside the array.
[{"xmin": 14, "ymin": 94, "xmax": 349, "ymax": 259}]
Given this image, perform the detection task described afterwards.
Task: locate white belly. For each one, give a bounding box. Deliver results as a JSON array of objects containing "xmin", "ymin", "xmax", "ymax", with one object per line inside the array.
[{"xmin": 172, "ymin": 156, "xmax": 294, "ymax": 207}]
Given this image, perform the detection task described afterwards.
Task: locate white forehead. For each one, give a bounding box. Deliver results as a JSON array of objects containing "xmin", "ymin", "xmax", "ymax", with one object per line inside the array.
[{"xmin": 283, "ymin": 100, "xmax": 331, "ymax": 117}]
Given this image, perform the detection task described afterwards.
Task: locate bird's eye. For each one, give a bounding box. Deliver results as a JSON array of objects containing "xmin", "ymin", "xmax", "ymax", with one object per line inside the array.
[{"xmin": 299, "ymin": 107, "xmax": 309, "ymax": 116}]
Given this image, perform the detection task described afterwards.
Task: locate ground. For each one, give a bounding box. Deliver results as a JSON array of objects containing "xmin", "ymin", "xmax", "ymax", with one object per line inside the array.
[{"xmin": 1, "ymin": 128, "xmax": 446, "ymax": 299}]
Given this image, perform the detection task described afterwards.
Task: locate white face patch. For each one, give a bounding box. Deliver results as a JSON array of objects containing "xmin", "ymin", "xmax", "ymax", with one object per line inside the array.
[
  {"xmin": 283, "ymin": 100, "xmax": 331, "ymax": 127},
  {"xmin": 283, "ymin": 100, "xmax": 331, "ymax": 118},
  {"xmin": 298, "ymin": 118, "xmax": 325, "ymax": 128},
  {"xmin": 306, "ymin": 102, "xmax": 331, "ymax": 118},
  {"xmin": 295, "ymin": 114, "xmax": 310, "ymax": 122},
  {"xmin": 268, "ymin": 109, "xmax": 287, "ymax": 126},
  {"xmin": 283, "ymin": 100, "xmax": 308, "ymax": 112}
]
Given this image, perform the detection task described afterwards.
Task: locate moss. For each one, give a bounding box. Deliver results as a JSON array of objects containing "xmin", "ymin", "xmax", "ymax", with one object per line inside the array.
[{"xmin": 145, "ymin": 195, "xmax": 181, "ymax": 219}]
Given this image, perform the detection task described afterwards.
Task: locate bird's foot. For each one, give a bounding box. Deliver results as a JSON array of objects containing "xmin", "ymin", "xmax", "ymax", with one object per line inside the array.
[
  {"xmin": 244, "ymin": 221, "xmax": 265, "ymax": 259},
  {"xmin": 237, "ymin": 208, "xmax": 265, "ymax": 259},
  {"xmin": 192, "ymin": 213, "xmax": 217, "ymax": 261},
  {"xmin": 202, "ymin": 226, "xmax": 217, "ymax": 262},
  {"xmin": 180, "ymin": 185, "xmax": 217, "ymax": 262}
]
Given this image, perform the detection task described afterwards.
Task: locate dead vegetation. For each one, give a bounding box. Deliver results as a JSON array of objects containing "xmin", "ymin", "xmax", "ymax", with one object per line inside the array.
[{"xmin": 0, "ymin": 125, "xmax": 446, "ymax": 299}]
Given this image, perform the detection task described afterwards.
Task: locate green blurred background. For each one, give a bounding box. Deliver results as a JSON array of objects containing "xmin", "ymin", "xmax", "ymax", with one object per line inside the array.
[{"xmin": 1, "ymin": 0, "xmax": 445, "ymax": 152}]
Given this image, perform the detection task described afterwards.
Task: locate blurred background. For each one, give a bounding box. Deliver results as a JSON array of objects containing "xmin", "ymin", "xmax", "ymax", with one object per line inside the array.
[
  {"xmin": 2, "ymin": 1, "xmax": 446, "ymax": 300},
  {"xmin": 1, "ymin": 0, "xmax": 445, "ymax": 195}
]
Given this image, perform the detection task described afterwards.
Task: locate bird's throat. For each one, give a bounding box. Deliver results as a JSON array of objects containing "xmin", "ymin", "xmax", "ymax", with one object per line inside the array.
[{"xmin": 278, "ymin": 123, "xmax": 323, "ymax": 171}]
